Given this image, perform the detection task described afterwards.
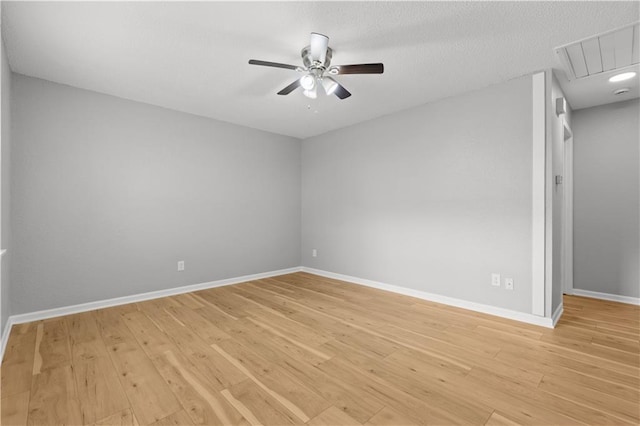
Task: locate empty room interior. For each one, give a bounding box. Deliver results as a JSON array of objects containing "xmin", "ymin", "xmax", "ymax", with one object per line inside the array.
[{"xmin": 0, "ymin": 1, "xmax": 639, "ymax": 425}]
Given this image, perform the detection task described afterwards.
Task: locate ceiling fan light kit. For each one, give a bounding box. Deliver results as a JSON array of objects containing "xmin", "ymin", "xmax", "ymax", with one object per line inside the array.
[
  {"xmin": 322, "ymin": 76, "xmax": 339, "ymax": 95},
  {"xmin": 249, "ymin": 32, "xmax": 384, "ymax": 100},
  {"xmin": 300, "ymin": 74, "xmax": 316, "ymax": 90},
  {"xmin": 303, "ymin": 87, "xmax": 318, "ymax": 99}
]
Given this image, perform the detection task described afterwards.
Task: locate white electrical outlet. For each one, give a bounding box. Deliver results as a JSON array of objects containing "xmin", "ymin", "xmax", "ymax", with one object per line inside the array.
[
  {"xmin": 312, "ymin": 249, "xmax": 317, "ymax": 257},
  {"xmin": 177, "ymin": 261, "xmax": 185, "ymax": 272},
  {"xmin": 491, "ymin": 273, "xmax": 501, "ymax": 287},
  {"xmin": 505, "ymin": 278, "xmax": 514, "ymax": 290}
]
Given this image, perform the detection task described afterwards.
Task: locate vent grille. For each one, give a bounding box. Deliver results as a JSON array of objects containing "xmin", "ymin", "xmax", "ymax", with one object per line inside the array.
[{"xmin": 555, "ymin": 22, "xmax": 639, "ymax": 80}]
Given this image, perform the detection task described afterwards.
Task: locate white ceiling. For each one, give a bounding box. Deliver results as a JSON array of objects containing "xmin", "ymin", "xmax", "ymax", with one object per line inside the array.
[
  {"xmin": 2, "ymin": 2, "xmax": 638, "ymax": 139},
  {"xmin": 558, "ymin": 62, "xmax": 639, "ymax": 110}
]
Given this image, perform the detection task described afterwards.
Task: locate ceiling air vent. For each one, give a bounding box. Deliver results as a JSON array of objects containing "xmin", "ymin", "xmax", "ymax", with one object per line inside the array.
[{"xmin": 555, "ymin": 22, "xmax": 639, "ymax": 81}]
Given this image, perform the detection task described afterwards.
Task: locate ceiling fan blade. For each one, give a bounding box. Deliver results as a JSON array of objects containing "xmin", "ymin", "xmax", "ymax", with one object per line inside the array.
[
  {"xmin": 249, "ymin": 59, "xmax": 299, "ymax": 71},
  {"xmin": 277, "ymin": 79, "xmax": 302, "ymax": 95},
  {"xmin": 333, "ymin": 83, "xmax": 352, "ymax": 100},
  {"xmin": 310, "ymin": 32, "xmax": 329, "ymax": 63},
  {"xmin": 334, "ymin": 63, "xmax": 384, "ymax": 74}
]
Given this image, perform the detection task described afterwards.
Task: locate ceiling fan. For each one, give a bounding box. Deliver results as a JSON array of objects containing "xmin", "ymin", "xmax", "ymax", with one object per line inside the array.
[{"xmin": 248, "ymin": 33, "xmax": 384, "ymax": 100}]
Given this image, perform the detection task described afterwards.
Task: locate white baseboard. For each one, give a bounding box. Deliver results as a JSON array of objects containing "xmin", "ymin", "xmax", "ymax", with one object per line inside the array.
[
  {"xmin": 8, "ymin": 266, "xmax": 302, "ymax": 327},
  {"xmin": 0, "ymin": 317, "xmax": 13, "ymax": 362},
  {"xmin": 551, "ymin": 302, "xmax": 564, "ymax": 327},
  {"xmin": 572, "ymin": 289, "xmax": 640, "ymax": 306},
  {"xmin": 1, "ymin": 266, "xmax": 301, "ymax": 362},
  {"xmin": 301, "ymin": 267, "xmax": 555, "ymax": 328},
  {"xmin": 3, "ymin": 264, "xmax": 563, "ymax": 362}
]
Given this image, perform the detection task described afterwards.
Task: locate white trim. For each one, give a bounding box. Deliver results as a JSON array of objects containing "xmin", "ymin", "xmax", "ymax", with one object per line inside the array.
[
  {"xmin": 2, "ymin": 263, "xmax": 567, "ymax": 362},
  {"xmin": 562, "ymin": 125, "xmax": 574, "ymax": 295},
  {"xmin": 543, "ymin": 71, "xmax": 555, "ymax": 318},
  {"xmin": 531, "ymin": 71, "xmax": 546, "ymax": 317},
  {"xmin": 572, "ymin": 289, "xmax": 640, "ymax": 306},
  {"xmin": 0, "ymin": 249, "xmax": 6, "ymax": 258},
  {"xmin": 551, "ymin": 302, "xmax": 564, "ymax": 327},
  {"xmin": 0, "ymin": 316, "xmax": 13, "ymax": 363},
  {"xmin": 302, "ymin": 267, "xmax": 556, "ymax": 328},
  {"xmin": 8, "ymin": 267, "xmax": 302, "ymax": 325}
]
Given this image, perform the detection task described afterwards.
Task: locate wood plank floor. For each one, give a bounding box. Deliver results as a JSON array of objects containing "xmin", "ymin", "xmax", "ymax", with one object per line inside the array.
[{"xmin": 1, "ymin": 272, "xmax": 639, "ymax": 425}]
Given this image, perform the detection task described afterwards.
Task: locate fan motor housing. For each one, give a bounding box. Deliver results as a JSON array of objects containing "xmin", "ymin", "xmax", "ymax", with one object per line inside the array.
[{"xmin": 302, "ymin": 46, "xmax": 333, "ymax": 70}]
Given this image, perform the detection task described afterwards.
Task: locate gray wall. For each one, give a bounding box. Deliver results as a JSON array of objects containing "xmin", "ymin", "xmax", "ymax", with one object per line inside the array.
[
  {"xmin": 302, "ymin": 75, "xmax": 534, "ymax": 314},
  {"xmin": 573, "ymin": 99, "xmax": 639, "ymax": 298},
  {"xmin": 11, "ymin": 74, "xmax": 301, "ymax": 315},
  {"xmin": 1, "ymin": 36, "xmax": 11, "ymax": 330}
]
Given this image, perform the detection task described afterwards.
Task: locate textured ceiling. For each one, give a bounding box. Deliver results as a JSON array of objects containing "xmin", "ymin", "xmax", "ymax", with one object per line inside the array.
[{"xmin": 2, "ymin": 2, "xmax": 638, "ymax": 138}]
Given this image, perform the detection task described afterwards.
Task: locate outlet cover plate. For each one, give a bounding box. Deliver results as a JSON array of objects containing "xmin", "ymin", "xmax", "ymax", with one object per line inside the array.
[
  {"xmin": 491, "ymin": 273, "xmax": 501, "ymax": 287},
  {"xmin": 505, "ymin": 278, "xmax": 514, "ymax": 290}
]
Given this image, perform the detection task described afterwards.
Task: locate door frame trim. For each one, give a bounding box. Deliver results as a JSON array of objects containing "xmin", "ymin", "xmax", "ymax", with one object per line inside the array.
[{"xmin": 562, "ymin": 122, "xmax": 574, "ymax": 295}]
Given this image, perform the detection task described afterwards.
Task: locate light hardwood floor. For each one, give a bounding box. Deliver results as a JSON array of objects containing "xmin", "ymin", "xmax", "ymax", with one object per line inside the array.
[{"xmin": 1, "ymin": 272, "xmax": 639, "ymax": 425}]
